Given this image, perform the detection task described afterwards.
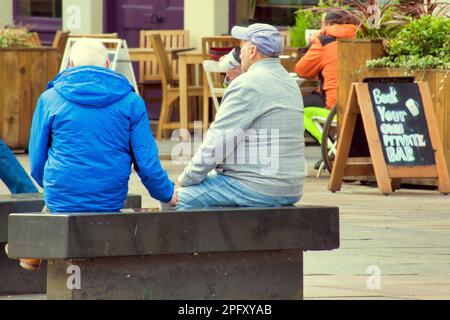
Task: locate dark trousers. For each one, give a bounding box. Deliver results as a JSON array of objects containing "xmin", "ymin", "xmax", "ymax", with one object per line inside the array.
[
  {"xmin": 303, "ymin": 92, "xmax": 326, "ymax": 108},
  {"xmin": 0, "ymin": 140, "xmax": 38, "ymax": 194}
]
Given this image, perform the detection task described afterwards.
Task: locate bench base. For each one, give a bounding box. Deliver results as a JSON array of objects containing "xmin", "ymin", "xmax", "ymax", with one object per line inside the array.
[
  {"xmin": 0, "ymin": 194, "xmax": 142, "ymax": 296},
  {"xmin": 47, "ymin": 250, "xmax": 303, "ymax": 300},
  {"xmin": 0, "ymin": 243, "xmax": 47, "ymax": 296}
]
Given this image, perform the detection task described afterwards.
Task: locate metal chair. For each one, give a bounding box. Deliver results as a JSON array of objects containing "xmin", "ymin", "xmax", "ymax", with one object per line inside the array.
[{"xmin": 202, "ymin": 60, "xmax": 226, "ymax": 111}]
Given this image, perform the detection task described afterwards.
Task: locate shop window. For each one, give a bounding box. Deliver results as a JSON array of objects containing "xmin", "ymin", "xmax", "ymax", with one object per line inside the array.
[
  {"xmin": 18, "ymin": 0, "xmax": 62, "ymax": 18},
  {"xmin": 234, "ymin": 0, "xmax": 320, "ymax": 27},
  {"xmin": 234, "ymin": 0, "xmax": 399, "ymax": 27}
]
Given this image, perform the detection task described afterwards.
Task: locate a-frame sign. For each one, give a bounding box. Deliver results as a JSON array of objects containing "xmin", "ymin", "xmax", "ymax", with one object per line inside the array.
[{"xmin": 329, "ymin": 80, "xmax": 450, "ymax": 195}]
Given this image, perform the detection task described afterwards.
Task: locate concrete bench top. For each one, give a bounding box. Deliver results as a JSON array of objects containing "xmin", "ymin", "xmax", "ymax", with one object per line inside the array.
[
  {"xmin": 7, "ymin": 206, "xmax": 339, "ymax": 259},
  {"xmin": 0, "ymin": 193, "xmax": 142, "ymax": 243}
]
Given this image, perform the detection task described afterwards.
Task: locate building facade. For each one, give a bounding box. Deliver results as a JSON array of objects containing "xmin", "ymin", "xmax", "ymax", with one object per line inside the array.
[
  {"xmin": 0, "ymin": 0, "xmax": 235, "ymax": 47},
  {"xmin": 0, "ymin": 0, "xmax": 315, "ymax": 47}
]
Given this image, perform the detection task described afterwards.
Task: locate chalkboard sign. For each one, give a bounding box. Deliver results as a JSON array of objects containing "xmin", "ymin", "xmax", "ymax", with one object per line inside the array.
[
  {"xmin": 368, "ymin": 83, "xmax": 435, "ymax": 167},
  {"xmin": 329, "ymin": 81, "xmax": 450, "ymax": 195}
]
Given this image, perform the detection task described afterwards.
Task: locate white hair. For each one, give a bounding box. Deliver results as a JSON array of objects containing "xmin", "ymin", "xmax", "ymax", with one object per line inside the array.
[{"xmin": 69, "ymin": 38, "xmax": 109, "ymax": 68}]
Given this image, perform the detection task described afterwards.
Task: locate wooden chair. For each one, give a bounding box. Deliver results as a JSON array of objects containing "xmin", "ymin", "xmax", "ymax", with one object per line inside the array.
[
  {"xmin": 201, "ymin": 36, "xmax": 240, "ymax": 132},
  {"xmin": 30, "ymin": 32, "xmax": 41, "ymax": 47},
  {"xmin": 52, "ymin": 31, "xmax": 70, "ymax": 66},
  {"xmin": 7, "ymin": 29, "xmax": 41, "ymax": 47},
  {"xmin": 67, "ymin": 33, "xmax": 119, "ymax": 49},
  {"xmin": 140, "ymin": 30, "xmax": 190, "ymax": 82},
  {"xmin": 280, "ymin": 46, "xmax": 301, "ymax": 73},
  {"xmin": 150, "ymin": 34, "xmax": 202, "ymax": 140},
  {"xmin": 137, "ymin": 30, "xmax": 190, "ymax": 108},
  {"xmin": 68, "ymin": 33, "xmax": 119, "ymax": 39},
  {"xmin": 280, "ymin": 30, "xmax": 291, "ymax": 48}
]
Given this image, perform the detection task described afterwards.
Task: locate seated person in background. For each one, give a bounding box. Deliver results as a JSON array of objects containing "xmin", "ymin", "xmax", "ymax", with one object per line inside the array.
[
  {"xmin": 295, "ymin": 9, "xmax": 358, "ymax": 110},
  {"xmin": 0, "ymin": 140, "xmax": 38, "ymax": 194},
  {"xmin": 176, "ymin": 24, "xmax": 305, "ymax": 210}
]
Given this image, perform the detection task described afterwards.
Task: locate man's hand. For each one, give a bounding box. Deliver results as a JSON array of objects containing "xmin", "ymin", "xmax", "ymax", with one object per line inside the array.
[
  {"xmin": 226, "ymin": 66, "xmax": 242, "ymax": 82},
  {"xmin": 169, "ymin": 189, "xmax": 179, "ymax": 207}
]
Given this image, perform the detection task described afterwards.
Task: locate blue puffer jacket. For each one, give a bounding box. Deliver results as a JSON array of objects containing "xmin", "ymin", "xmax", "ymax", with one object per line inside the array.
[{"xmin": 29, "ymin": 66, "xmax": 174, "ymax": 213}]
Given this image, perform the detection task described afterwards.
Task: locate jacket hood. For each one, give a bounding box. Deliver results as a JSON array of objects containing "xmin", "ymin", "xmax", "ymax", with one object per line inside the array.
[
  {"xmin": 48, "ymin": 66, "xmax": 134, "ymax": 108},
  {"xmin": 321, "ymin": 24, "xmax": 357, "ymax": 39}
]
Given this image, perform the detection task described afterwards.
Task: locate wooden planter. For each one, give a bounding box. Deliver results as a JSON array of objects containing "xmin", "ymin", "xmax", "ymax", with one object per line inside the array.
[
  {"xmin": 337, "ymin": 39, "xmax": 385, "ymax": 121},
  {"xmin": 0, "ymin": 48, "xmax": 59, "ymax": 150}
]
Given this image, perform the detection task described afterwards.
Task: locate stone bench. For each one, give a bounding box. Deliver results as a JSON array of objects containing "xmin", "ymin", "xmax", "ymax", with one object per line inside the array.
[
  {"xmin": 0, "ymin": 193, "xmax": 142, "ymax": 296},
  {"xmin": 7, "ymin": 206, "xmax": 339, "ymax": 300}
]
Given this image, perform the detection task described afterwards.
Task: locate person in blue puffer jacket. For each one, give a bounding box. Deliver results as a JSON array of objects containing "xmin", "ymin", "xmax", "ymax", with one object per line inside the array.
[{"xmin": 29, "ymin": 38, "xmax": 178, "ymax": 213}]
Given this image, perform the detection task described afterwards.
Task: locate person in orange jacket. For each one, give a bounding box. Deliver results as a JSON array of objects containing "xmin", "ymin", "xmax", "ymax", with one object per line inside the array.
[{"xmin": 295, "ymin": 9, "xmax": 358, "ymax": 110}]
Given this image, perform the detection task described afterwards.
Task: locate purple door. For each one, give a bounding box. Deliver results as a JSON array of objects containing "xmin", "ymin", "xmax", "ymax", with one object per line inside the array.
[{"xmin": 108, "ymin": 0, "xmax": 184, "ymax": 47}]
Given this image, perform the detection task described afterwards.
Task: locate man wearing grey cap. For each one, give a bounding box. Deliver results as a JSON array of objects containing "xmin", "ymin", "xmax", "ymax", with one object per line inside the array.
[{"xmin": 176, "ymin": 23, "xmax": 305, "ymax": 210}]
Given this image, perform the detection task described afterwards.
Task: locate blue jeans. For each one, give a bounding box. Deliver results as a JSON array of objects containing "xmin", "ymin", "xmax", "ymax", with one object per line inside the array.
[
  {"xmin": 0, "ymin": 140, "xmax": 38, "ymax": 194},
  {"xmin": 177, "ymin": 174, "xmax": 300, "ymax": 211}
]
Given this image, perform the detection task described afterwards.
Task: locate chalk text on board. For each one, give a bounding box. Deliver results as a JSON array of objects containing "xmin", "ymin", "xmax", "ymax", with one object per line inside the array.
[
  {"xmin": 373, "ymin": 87, "xmax": 399, "ymax": 105},
  {"xmin": 372, "ymin": 86, "xmax": 427, "ymax": 164}
]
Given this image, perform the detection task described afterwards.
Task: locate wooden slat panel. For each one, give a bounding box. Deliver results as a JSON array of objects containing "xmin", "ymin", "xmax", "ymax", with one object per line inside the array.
[
  {"xmin": 0, "ymin": 48, "xmax": 59, "ymax": 150},
  {"xmin": 356, "ymin": 83, "xmax": 393, "ymax": 194},
  {"xmin": 19, "ymin": 50, "xmax": 34, "ymax": 150},
  {"xmin": 139, "ymin": 30, "xmax": 190, "ymax": 81},
  {"xmin": 444, "ymin": 71, "xmax": 450, "ymax": 173},
  {"xmin": 344, "ymin": 164, "xmax": 375, "ymax": 177},
  {"xmin": 0, "ymin": 51, "xmax": 20, "ymax": 148},
  {"xmin": 347, "ymin": 157, "xmax": 372, "ymax": 165},
  {"xmin": 418, "ymin": 81, "xmax": 450, "ymax": 192},
  {"xmin": 21, "ymin": 49, "xmax": 58, "ymax": 150},
  {"xmin": 280, "ymin": 31, "xmax": 291, "ymax": 48},
  {"xmin": 337, "ymin": 40, "xmax": 384, "ymax": 128},
  {"xmin": 388, "ymin": 166, "xmax": 438, "ymax": 178},
  {"xmin": 46, "ymin": 49, "xmax": 59, "ymax": 81},
  {"xmin": 329, "ymin": 84, "xmax": 360, "ymax": 192}
]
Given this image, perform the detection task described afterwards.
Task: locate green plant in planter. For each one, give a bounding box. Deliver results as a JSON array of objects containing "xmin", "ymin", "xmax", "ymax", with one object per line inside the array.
[
  {"xmin": 337, "ymin": 0, "xmax": 409, "ymax": 40},
  {"xmin": 289, "ymin": 0, "xmax": 355, "ymax": 48},
  {"xmin": 367, "ymin": 15, "xmax": 450, "ymax": 70},
  {"xmin": 0, "ymin": 28, "xmax": 33, "ymax": 48},
  {"xmin": 289, "ymin": 9, "xmax": 323, "ymax": 48},
  {"xmin": 398, "ymin": 0, "xmax": 450, "ymax": 18}
]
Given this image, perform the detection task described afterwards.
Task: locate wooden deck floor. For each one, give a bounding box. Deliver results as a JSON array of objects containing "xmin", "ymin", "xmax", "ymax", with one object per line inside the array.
[{"xmin": 301, "ymin": 177, "xmax": 450, "ymax": 300}]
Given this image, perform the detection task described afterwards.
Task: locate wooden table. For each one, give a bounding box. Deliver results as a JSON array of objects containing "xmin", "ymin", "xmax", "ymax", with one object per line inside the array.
[
  {"xmin": 128, "ymin": 47, "xmax": 196, "ymax": 83},
  {"xmin": 177, "ymin": 51, "xmax": 204, "ymax": 135},
  {"xmin": 129, "ymin": 47, "xmax": 196, "ymax": 59}
]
